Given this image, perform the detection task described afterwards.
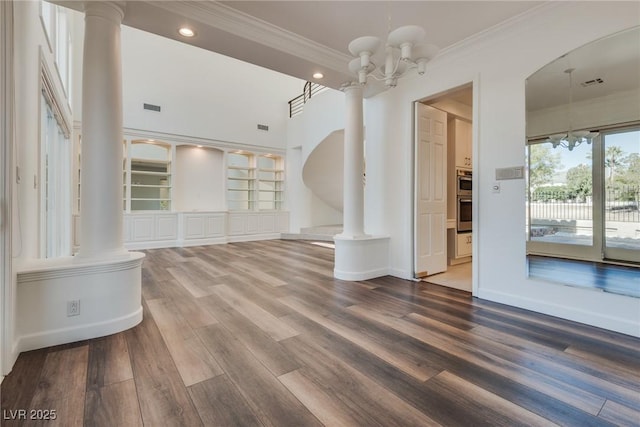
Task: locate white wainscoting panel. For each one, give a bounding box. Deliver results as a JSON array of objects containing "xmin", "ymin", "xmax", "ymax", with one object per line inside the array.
[
  {"xmin": 156, "ymin": 214, "xmax": 178, "ymax": 240},
  {"xmin": 184, "ymin": 215, "xmax": 206, "ymax": 239},
  {"xmin": 205, "ymin": 214, "xmax": 226, "ymax": 237},
  {"xmin": 260, "ymin": 213, "xmax": 276, "ymax": 233},
  {"xmin": 246, "ymin": 214, "xmax": 260, "ymax": 234},
  {"xmin": 228, "ymin": 213, "xmax": 246, "ymax": 236},
  {"xmin": 131, "ymin": 215, "xmax": 154, "ymax": 241}
]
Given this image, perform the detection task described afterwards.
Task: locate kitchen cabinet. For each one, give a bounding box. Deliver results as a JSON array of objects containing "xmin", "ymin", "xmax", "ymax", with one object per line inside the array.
[
  {"xmin": 448, "ymin": 229, "xmax": 472, "ymax": 265},
  {"xmin": 450, "ymin": 118, "xmax": 472, "ymax": 169}
]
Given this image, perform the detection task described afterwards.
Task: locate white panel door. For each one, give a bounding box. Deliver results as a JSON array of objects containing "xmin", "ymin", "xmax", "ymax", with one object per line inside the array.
[{"xmin": 415, "ymin": 103, "xmax": 447, "ymax": 277}]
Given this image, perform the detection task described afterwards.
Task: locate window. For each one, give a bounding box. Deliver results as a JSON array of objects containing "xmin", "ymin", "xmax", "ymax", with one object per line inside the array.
[
  {"xmin": 40, "ymin": 1, "xmax": 54, "ymax": 52},
  {"xmin": 40, "ymin": 94, "xmax": 71, "ymax": 258},
  {"xmin": 55, "ymin": 6, "xmax": 71, "ymax": 98}
]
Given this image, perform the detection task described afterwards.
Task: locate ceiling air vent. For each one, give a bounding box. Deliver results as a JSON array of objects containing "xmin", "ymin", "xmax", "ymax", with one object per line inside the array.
[
  {"xmin": 143, "ymin": 103, "xmax": 161, "ymax": 112},
  {"xmin": 257, "ymin": 124, "xmax": 269, "ymax": 131},
  {"xmin": 580, "ymin": 78, "xmax": 604, "ymax": 87}
]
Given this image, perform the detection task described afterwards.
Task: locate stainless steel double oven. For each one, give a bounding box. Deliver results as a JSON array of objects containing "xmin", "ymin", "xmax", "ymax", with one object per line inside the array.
[{"xmin": 457, "ymin": 170, "xmax": 472, "ymax": 232}]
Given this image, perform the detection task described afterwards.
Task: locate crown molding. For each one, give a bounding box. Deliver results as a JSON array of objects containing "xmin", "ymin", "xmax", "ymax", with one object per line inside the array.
[
  {"xmin": 435, "ymin": 2, "xmax": 557, "ymax": 63},
  {"xmin": 149, "ymin": 1, "xmax": 352, "ymax": 74}
]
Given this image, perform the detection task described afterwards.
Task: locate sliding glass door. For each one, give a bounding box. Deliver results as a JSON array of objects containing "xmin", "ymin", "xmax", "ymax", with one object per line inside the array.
[{"xmin": 527, "ymin": 126, "xmax": 640, "ymax": 264}]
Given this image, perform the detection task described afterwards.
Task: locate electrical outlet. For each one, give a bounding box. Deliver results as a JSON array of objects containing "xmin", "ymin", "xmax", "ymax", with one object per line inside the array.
[{"xmin": 67, "ymin": 300, "xmax": 80, "ymax": 317}]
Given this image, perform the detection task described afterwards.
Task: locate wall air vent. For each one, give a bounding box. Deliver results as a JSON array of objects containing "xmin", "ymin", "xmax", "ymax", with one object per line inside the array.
[
  {"xmin": 257, "ymin": 124, "xmax": 269, "ymax": 131},
  {"xmin": 143, "ymin": 103, "xmax": 161, "ymax": 112},
  {"xmin": 580, "ymin": 78, "xmax": 604, "ymax": 87}
]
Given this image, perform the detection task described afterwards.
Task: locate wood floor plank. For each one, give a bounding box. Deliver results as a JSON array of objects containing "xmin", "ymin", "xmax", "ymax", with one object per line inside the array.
[
  {"xmin": 229, "ymin": 260, "xmax": 288, "ymax": 287},
  {"xmin": 473, "ymin": 325, "xmax": 640, "ymax": 391},
  {"xmin": 3, "ymin": 241, "xmax": 639, "ymax": 427},
  {"xmin": 86, "ymin": 333, "xmax": 133, "ymax": 389},
  {"xmin": 196, "ymin": 324, "xmax": 322, "ymax": 427},
  {"xmin": 0, "ymin": 349, "xmax": 48, "ymax": 422},
  {"xmin": 171, "ymin": 296, "xmax": 219, "ymax": 330},
  {"xmin": 26, "ymin": 346, "xmax": 89, "ymax": 427},
  {"xmin": 278, "ymin": 369, "xmax": 379, "ymax": 427},
  {"xmin": 598, "ymin": 399, "xmax": 640, "ymax": 427},
  {"xmin": 146, "ymin": 298, "xmax": 223, "ymax": 386},
  {"xmin": 84, "ymin": 379, "xmax": 143, "ymax": 427},
  {"xmin": 279, "ymin": 311, "xmax": 445, "ymax": 396},
  {"xmin": 199, "ymin": 293, "xmax": 300, "ymax": 376},
  {"xmin": 426, "ymin": 371, "xmax": 558, "ymax": 427},
  {"xmin": 279, "ymin": 335, "xmax": 441, "ymax": 427},
  {"xmin": 167, "ymin": 266, "xmax": 213, "ymax": 298},
  {"xmin": 405, "ymin": 313, "xmax": 640, "ymax": 411},
  {"xmin": 125, "ymin": 303, "xmax": 203, "ymax": 427},
  {"xmin": 184, "ymin": 256, "xmax": 227, "ymax": 278},
  {"xmin": 209, "ymin": 272, "xmax": 293, "ymax": 317},
  {"xmin": 348, "ymin": 305, "xmax": 608, "ymax": 416},
  {"xmin": 279, "ymin": 295, "xmax": 439, "ymax": 382},
  {"xmin": 187, "ymin": 375, "xmax": 262, "ymax": 427},
  {"xmin": 211, "ymin": 284, "xmax": 299, "ymax": 341}
]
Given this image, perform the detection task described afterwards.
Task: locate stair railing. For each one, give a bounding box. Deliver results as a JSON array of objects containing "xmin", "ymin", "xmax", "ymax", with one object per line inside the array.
[{"xmin": 288, "ymin": 81, "xmax": 326, "ymax": 118}]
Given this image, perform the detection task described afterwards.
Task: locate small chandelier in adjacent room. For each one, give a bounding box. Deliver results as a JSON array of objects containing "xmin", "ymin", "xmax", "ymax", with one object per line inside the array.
[
  {"xmin": 347, "ymin": 25, "xmax": 439, "ymax": 88},
  {"xmin": 547, "ymin": 68, "xmax": 599, "ymax": 151}
]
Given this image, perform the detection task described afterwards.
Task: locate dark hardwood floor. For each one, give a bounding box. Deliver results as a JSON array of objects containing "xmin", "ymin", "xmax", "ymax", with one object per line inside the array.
[
  {"xmin": 528, "ymin": 255, "xmax": 640, "ymax": 298},
  {"xmin": 2, "ymin": 240, "xmax": 640, "ymax": 426}
]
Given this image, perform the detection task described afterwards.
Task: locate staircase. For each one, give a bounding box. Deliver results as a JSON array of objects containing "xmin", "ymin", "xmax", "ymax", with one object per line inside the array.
[{"xmin": 281, "ymin": 224, "xmax": 343, "ymax": 242}]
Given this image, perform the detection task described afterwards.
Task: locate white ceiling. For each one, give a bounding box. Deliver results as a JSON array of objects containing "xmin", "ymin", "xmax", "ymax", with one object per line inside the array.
[
  {"xmin": 526, "ymin": 26, "xmax": 640, "ymax": 111},
  {"xmin": 58, "ymin": 1, "xmax": 636, "ymax": 107},
  {"xmin": 113, "ymin": 1, "xmax": 542, "ymax": 91}
]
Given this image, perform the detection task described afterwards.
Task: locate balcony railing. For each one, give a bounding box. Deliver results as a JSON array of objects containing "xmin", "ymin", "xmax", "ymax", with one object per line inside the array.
[{"xmin": 288, "ymin": 81, "xmax": 326, "ymax": 118}]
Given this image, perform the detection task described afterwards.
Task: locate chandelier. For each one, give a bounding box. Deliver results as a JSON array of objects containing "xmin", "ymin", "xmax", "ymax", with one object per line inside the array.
[
  {"xmin": 547, "ymin": 68, "xmax": 598, "ymax": 151},
  {"xmin": 347, "ymin": 25, "xmax": 439, "ymax": 88}
]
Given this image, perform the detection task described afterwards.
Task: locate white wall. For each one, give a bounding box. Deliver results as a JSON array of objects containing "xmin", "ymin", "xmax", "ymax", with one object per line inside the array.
[
  {"xmin": 174, "ymin": 145, "xmax": 225, "ymax": 211},
  {"xmin": 72, "ymin": 24, "xmax": 304, "ymax": 150},
  {"xmin": 364, "ymin": 2, "xmax": 640, "ymax": 335},
  {"xmin": 7, "ymin": 1, "xmax": 78, "ymax": 372},
  {"xmin": 527, "ymin": 89, "xmax": 640, "ymax": 138}
]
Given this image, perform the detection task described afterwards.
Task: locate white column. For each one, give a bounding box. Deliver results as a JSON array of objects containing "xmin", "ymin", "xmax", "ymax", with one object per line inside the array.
[
  {"xmin": 340, "ymin": 84, "xmax": 366, "ymax": 238},
  {"xmin": 78, "ymin": 1, "xmax": 126, "ymax": 258}
]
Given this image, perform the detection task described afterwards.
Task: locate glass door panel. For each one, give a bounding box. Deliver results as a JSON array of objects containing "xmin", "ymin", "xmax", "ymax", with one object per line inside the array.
[{"xmin": 603, "ymin": 129, "xmax": 640, "ymax": 262}]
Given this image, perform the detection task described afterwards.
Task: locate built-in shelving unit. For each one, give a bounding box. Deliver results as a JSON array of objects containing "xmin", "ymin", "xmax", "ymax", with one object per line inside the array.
[
  {"xmin": 127, "ymin": 141, "xmax": 172, "ymax": 211},
  {"xmin": 72, "ymin": 130, "xmax": 288, "ymax": 250},
  {"xmin": 227, "ymin": 152, "xmax": 256, "ymax": 211},
  {"xmin": 258, "ymin": 155, "xmax": 284, "ymax": 211}
]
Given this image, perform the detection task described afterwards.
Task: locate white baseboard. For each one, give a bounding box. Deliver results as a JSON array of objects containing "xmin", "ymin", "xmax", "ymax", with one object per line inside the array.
[
  {"xmin": 333, "ymin": 267, "xmax": 389, "ymax": 281},
  {"xmin": 387, "ymin": 267, "xmax": 413, "ymax": 281},
  {"xmin": 477, "ymin": 288, "xmax": 640, "ymax": 338},
  {"xmin": 227, "ymin": 233, "xmax": 282, "ymax": 243},
  {"xmin": 17, "ymin": 306, "xmax": 143, "ymax": 353},
  {"xmin": 176, "ymin": 237, "xmax": 228, "ymax": 247}
]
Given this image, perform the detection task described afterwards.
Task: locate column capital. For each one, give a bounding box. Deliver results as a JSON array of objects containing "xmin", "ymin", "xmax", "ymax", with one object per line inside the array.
[
  {"xmin": 341, "ymin": 82, "xmax": 364, "ymax": 94},
  {"xmin": 83, "ymin": 1, "xmax": 125, "ymax": 24}
]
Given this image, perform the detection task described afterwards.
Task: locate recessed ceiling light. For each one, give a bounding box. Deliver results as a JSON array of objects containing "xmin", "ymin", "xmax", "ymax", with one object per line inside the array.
[
  {"xmin": 197, "ymin": 145, "xmax": 203, "ymax": 148},
  {"xmin": 313, "ymin": 72, "xmax": 324, "ymax": 79},
  {"xmin": 178, "ymin": 27, "xmax": 196, "ymax": 37}
]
